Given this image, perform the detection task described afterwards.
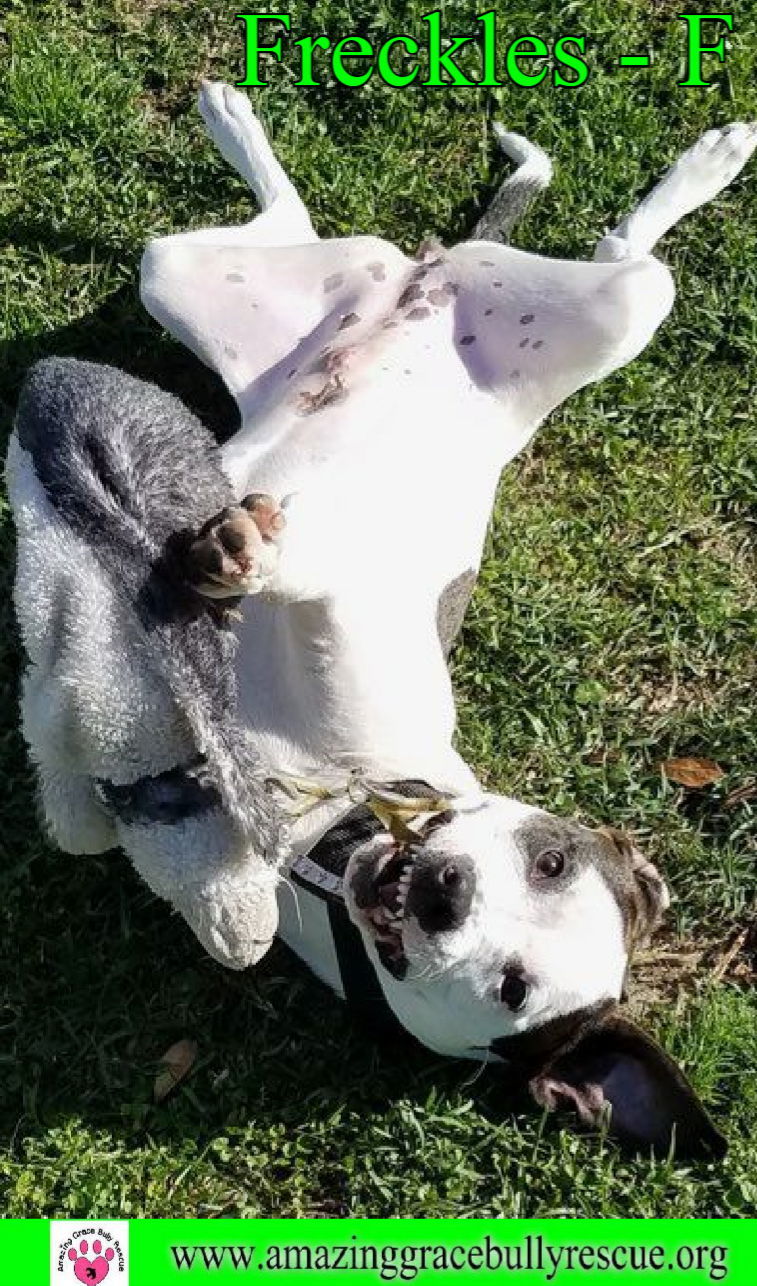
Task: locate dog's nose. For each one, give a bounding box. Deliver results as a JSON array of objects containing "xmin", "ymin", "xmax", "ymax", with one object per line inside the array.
[{"xmin": 407, "ymin": 852, "xmax": 475, "ymax": 933}]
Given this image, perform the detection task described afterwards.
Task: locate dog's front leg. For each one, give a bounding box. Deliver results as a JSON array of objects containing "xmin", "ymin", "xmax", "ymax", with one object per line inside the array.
[{"xmin": 179, "ymin": 492, "xmax": 285, "ymax": 605}]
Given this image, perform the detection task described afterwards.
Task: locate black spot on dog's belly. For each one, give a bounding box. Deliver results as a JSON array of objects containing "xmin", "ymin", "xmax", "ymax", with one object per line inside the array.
[
  {"xmin": 532, "ymin": 339, "xmax": 544, "ymax": 349},
  {"xmin": 437, "ymin": 568, "xmax": 476, "ymax": 655},
  {"xmin": 427, "ymin": 287, "xmax": 451, "ymax": 307},
  {"xmin": 398, "ymin": 282, "xmax": 425, "ymax": 307},
  {"xmin": 492, "ymin": 280, "xmax": 502, "ymax": 288},
  {"xmin": 519, "ymin": 338, "xmax": 529, "ymax": 348},
  {"xmin": 484, "ymin": 308, "xmax": 493, "ymax": 316},
  {"xmin": 520, "ymin": 313, "xmax": 535, "ymax": 325},
  {"xmin": 459, "ymin": 334, "xmax": 476, "ymax": 346},
  {"xmin": 338, "ymin": 312, "xmax": 360, "ymax": 330}
]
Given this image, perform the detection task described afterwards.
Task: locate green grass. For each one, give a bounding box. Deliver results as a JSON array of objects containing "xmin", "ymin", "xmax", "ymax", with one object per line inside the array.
[{"xmin": 1, "ymin": 0, "xmax": 755, "ymax": 1218}]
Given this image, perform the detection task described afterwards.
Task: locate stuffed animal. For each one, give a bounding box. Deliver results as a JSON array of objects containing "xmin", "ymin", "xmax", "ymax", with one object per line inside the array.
[{"xmin": 7, "ymin": 356, "xmax": 287, "ymax": 968}]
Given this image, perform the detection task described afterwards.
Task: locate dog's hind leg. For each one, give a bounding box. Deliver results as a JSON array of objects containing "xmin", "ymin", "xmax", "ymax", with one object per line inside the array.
[
  {"xmin": 188, "ymin": 81, "xmax": 317, "ymax": 248},
  {"xmin": 448, "ymin": 121, "xmax": 757, "ymax": 432},
  {"xmin": 594, "ymin": 122, "xmax": 757, "ymax": 263}
]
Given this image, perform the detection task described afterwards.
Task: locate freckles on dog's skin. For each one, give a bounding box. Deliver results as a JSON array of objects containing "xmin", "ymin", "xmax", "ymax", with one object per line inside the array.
[{"xmin": 398, "ymin": 283, "xmax": 425, "ymax": 307}]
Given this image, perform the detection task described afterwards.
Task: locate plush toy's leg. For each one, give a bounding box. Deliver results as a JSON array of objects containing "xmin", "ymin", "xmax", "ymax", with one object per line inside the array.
[
  {"xmin": 9, "ymin": 358, "xmax": 285, "ymax": 971},
  {"xmin": 594, "ymin": 122, "xmax": 757, "ymax": 263},
  {"xmin": 121, "ymin": 813, "xmax": 282, "ymax": 969}
]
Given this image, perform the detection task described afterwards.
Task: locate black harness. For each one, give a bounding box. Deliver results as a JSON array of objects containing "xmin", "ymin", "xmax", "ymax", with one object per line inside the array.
[{"xmin": 289, "ymin": 780, "xmax": 437, "ymax": 1025}]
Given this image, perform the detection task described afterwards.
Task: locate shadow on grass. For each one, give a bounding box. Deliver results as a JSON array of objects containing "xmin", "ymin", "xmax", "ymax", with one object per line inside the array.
[
  {"xmin": 0, "ymin": 786, "xmax": 528, "ymax": 1179},
  {"xmin": 0, "ymin": 282, "xmax": 239, "ymax": 445}
]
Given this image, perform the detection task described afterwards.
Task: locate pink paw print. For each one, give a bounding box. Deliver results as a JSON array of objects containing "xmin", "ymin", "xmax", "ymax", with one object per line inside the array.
[{"xmin": 68, "ymin": 1241, "xmax": 114, "ymax": 1284}]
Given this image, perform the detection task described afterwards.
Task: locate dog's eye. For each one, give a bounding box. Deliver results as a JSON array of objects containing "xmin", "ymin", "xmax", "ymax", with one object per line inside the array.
[
  {"xmin": 499, "ymin": 970, "xmax": 528, "ymax": 1011},
  {"xmin": 533, "ymin": 849, "xmax": 565, "ymax": 879}
]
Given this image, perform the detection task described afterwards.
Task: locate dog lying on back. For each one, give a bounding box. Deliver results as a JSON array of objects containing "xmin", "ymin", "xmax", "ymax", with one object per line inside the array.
[{"xmin": 12, "ymin": 82, "xmax": 755, "ymax": 1157}]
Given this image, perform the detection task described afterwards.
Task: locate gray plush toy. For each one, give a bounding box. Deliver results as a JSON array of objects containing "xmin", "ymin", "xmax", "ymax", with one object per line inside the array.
[{"xmin": 7, "ymin": 357, "xmax": 287, "ymax": 968}]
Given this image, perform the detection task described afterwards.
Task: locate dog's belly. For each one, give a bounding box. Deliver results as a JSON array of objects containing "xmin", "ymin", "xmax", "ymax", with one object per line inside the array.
[
  {"xmin": 226, "ymin": 310, "xmax": 521, "ymax": 785},
  {"xmin": 228, "ymin": 312, "xmax": 526, "ymax": 589}
]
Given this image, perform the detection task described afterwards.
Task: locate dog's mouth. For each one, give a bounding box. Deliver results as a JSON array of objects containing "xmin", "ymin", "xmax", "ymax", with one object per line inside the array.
[{"xmin": 360, "ymin": 848, "xmax": 416, "ymax": 980}]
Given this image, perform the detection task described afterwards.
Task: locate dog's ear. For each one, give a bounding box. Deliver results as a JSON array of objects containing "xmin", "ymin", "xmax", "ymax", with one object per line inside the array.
[
  {"xmin": 529, "ymin": 1008, "xmax": 726, "ymax": 1159},
  {"xmin": 598, "ymin": 826, "xmax": 670, "ymax": 948}
]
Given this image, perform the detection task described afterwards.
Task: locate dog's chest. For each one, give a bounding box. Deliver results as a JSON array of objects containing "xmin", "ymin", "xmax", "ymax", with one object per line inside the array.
[{"xmin": 277, "ymin": 802, "xmax": 387, "ymax": 1004}]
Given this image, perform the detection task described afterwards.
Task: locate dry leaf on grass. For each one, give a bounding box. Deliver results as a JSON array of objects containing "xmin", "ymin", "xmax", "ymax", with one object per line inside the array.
[
  {"xmin": 711, "ymin": 928, "xmax": 750, "ymax": 985},
  {"xmin": 154, "ymin": 1038, "xmax": 198, "ymax": 1103},
  {"xmin": 661, "ymin": 757, "xmax": 724, "ymax": 788}
]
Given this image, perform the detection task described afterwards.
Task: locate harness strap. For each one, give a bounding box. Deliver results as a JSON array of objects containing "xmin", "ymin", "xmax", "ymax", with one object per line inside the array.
[{"xmin": 293, "ymin": 781, "xmax": 439, "ymax": 1019}]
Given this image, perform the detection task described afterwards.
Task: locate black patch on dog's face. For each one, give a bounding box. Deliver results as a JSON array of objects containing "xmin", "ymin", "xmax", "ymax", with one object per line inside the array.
[
  {"xmin": 489, "ymin": 997, "xmax": 615, "ymax": 1073},
  {"xmin": 514, "ymin": 815, "xmax": 664, "ymax": 950}
]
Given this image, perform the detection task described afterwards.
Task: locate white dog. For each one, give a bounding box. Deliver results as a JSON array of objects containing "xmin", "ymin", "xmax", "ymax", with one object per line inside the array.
[{"xmin": 13, "ymin": 83, "xmax": 755, "ymax": 1156}]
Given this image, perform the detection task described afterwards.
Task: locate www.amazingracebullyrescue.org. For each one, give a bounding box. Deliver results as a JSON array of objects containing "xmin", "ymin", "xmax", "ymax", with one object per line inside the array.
[
  {"xmin": 169, "ymin": 1233, "xmax": 729, "ymax": 1281},
  {"xmin": 235, "ymin": 11, "xmax": 735, "ymax": 90}
]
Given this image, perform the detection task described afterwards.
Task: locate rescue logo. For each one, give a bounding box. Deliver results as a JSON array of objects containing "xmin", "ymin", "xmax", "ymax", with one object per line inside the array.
[{"xmin": 51, "ymin": 1223, "xmax": 128, "ymax": 1284}]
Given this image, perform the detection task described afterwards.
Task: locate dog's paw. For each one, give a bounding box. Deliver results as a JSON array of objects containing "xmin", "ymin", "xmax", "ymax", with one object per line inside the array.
[
  {"xmin": 664, "ymin": 122, "xmax": 757, "ymax": 210},
  {"xmin": 184, "ymin": 493, "xmax": 285, "ymax": 600},
  {"xmin": 198, "ymin": 81, "xmax": 272, "ymax": 187}
]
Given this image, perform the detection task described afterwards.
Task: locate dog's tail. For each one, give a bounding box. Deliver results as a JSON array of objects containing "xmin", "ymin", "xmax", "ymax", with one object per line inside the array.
[{"xmin": 471, "ymin": 124, "xmax": 552, "ymax": 243}]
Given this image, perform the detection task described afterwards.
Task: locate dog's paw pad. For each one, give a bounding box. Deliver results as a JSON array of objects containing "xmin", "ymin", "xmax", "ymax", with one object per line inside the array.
[
  {"xmin": 240, "ymin": 492, "xmax": 286, "ymax": 541},
  {"xmin": 183, "ymin": 496, "xmax": 283, "ymax": 601}
]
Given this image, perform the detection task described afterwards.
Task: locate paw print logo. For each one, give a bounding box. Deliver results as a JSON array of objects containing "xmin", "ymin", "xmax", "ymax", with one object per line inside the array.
[{"xmin": 68, "ymin": 1240, "xmax": 115, "ymax": 1284}]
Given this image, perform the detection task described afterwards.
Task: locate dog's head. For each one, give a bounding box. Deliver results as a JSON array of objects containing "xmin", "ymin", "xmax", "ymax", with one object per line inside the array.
[{"xmin": 345, "ymin": 793, "xmax": 725, "ymax": 1158}]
